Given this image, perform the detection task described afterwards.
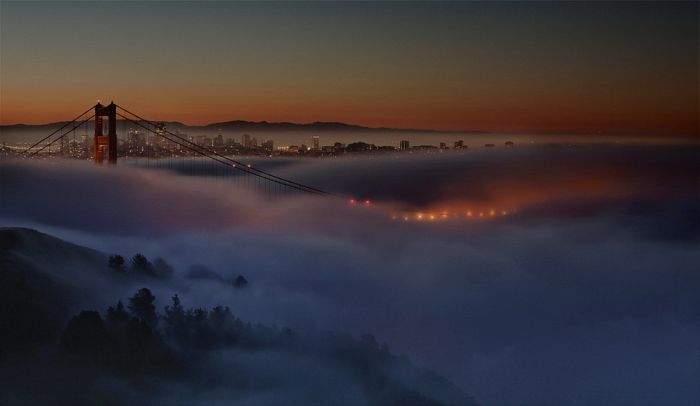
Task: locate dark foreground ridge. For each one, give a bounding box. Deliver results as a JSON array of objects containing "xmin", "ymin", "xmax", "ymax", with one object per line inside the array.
[{"xmin": 0, "ymin": 227, "xmax": 478, "ymax": 405}]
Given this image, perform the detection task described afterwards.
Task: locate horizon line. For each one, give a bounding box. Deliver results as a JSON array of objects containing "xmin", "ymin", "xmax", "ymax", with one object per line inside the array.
[{"xmin": 2, "ymin": 118, "xmax": 698, "ymax": 138}]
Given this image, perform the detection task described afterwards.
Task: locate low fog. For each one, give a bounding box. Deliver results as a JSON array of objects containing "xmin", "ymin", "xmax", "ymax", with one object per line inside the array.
[{"xmin": 1, "ymin": 144, "xmax": 698, "ymax": 405}]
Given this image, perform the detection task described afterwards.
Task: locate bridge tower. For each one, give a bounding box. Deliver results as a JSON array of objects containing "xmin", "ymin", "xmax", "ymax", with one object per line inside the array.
[{"xmin": 94, "ymin": 102, "xmax": 118, "ymax": 164}]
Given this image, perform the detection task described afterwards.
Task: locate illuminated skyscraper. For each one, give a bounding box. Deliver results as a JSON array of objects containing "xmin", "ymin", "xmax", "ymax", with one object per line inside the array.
[
  {"xmin": 312, "ymin": 136, "xmax": 320, "ymax": 151},
  {"xmin": 400, "ymin": 140, "xmax": 410, "ymax": 151}
]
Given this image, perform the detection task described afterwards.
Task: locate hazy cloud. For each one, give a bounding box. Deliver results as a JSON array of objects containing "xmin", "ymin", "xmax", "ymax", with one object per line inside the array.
[{"xmin": 1, "ymin": 144, "xmax": 698, "ymax": 405}]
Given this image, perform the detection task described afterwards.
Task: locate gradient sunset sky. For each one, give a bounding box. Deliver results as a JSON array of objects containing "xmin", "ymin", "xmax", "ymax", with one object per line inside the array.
[{"xmin": 1, "ymin": 1, "xmax": 697, "ymax": 135}]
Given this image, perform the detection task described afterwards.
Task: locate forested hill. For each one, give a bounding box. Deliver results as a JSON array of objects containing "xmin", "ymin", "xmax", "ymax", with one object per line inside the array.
[{"xmin": 0, "ymin": 227, "xmax": 478, "ymax": 405}]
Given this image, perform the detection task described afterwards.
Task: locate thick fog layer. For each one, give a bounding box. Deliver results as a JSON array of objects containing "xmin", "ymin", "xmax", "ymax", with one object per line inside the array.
[{"xmin": 1, "ymin": 144, "xmax": 698, "ymax": 405}]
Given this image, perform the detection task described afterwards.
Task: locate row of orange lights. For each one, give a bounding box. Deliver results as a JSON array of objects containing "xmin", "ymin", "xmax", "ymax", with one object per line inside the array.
[
  {"xmin": 347, "ymin": 198, "xmax": 515, "ymax": 221},
  {"xmin": 391, "ymin": 209, "xmax": 514, "ymax": 222}
]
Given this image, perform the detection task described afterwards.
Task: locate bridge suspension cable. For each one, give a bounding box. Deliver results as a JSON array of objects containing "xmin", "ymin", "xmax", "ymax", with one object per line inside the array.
[
  {"xmin": 115, "ymin": 104, "xmax": 328, "ymax": 195},
  {"xmin": 26, "ymin": 114, "xmax": 95, "ymax": 157},
  {"xmin": 116, "ymin": 112, "xmax": 326, "ymax": 194},
  {"xmin": 22, "ymin": 106, "xmax": 94, "ymax": 155},
  {"xmin": 21, "ymin": 103, "xmax": 333, "ymax": 198}
]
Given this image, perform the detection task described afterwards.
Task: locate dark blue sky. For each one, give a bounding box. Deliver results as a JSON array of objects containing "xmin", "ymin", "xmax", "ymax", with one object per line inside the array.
[{"xmin": 1, "ymin": 1, "xmax": 697, "ymax": 135}]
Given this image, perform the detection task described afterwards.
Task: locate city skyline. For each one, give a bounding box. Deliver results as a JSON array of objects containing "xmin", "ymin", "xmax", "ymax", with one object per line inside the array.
[{"xmin": 1, "ymin": 2, "xmax": 697, "ymax": 136}]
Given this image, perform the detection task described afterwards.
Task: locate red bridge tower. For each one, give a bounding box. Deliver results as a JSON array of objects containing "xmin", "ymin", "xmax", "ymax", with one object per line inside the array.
[{"xmin": 94, "ymin": 102, "xmax": 117, "ymax": 164}]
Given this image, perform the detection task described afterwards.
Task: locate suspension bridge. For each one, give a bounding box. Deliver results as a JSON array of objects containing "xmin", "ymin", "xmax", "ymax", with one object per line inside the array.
[{"xmin": 20, "ymin": 102, "xmax": 330, "ymax": 198}]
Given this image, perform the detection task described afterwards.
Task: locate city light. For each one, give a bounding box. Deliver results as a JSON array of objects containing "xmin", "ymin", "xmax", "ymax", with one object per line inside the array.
[{"xmin": 386, "ymin": 207, "xmax": 516, "ymax": 224}]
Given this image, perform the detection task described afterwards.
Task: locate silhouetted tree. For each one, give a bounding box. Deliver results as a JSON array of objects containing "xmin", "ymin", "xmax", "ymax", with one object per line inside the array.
[
  {"xmin": 362, "ymin": 334, "xmax": 379, "ymax": 349},
  {"xmin": 125, "ymin": 317, "xmax": 156, "ymax": 355},
  {"xmin": 152, "ymin": 257, "xmax": 174, "ymax": 279},
  {"xmin": 209, "ymin": 305, "xmax": 236, "ymax": 345},
  {"xmin": 128, "ymin": 288, "xmax": 157, "ymax": 327},
  {"xmin": 60, "ymin": 311, "xmax": 108, "ymax": 356},
  {"xmin": 54, "ymin": 288, "xmax": 474, "ymax": 406},
  {"xmin": 233, "ymin": 275, "xmax": 248, "ymax": 288},
  {"xmin": 209, "ymin": 305, "xmax": 232, "ymax": 327},
  {"xmin": 108, "ymin": 255, "xmax": 126, "ymax": 272},
  {"xmin": 184, "ymin": 308, "xmax": 213, "ymax": 348},
  {"xmin": 131, "ymin": 254, "xmax": 155, "ymax": 276},
  {"xmin": 106, "ymin": 300, "xmax": 130, "ymax": 328},
  {"xmin": 163, "ymin": 294, "xmax": 186, "ymax": 343}
]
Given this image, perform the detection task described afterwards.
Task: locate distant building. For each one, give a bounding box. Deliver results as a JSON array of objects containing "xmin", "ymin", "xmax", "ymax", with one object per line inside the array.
[
  {"xmin": 413, "ymin": 145, "xmax": 438, "ymax": 150},
  {"xmin": 80, "ymin": 134, "xmax": 89, "ymax": 157},
  {"xmin": 505, "ymin": 141, "xmax": 515, "ymax": 147},
  {"xmin": 154, "ymin": 123, "xmax": 166, "ymax": 145},
  {"xmin": 262, "ymin": 139, "xmax": 274, "ymax": 151},
  {"xmin": 126, "ymin": 129, "xmax": 145, "ymax": 154},
  {"xmin": 454, "ymin": 140, "xmax": 464, "ymax": 149},
  {"xmin": 196, "ymin": 135, "xmax": 212, "ymax": 147},
  {"xmin": 400, "ymin": 140, "xmax": 410, "ymax": 151},
  {"xmin": 214, "ymin": 134, "xmax": 224, "ymax": 147},
  {"xmin": 312, "ymin": 136, "xmax": 320, "ymax": 151},
  {"xmin": 242, "ymin": 134, "xmax": 251, "ymax": 148},
  {"xmin": 439, "ymin": 142, "xmax": 447, "ymax": 150},
  {"xmin": 59, "ymin": 135, "xmax": 69, "ymax": 156}
]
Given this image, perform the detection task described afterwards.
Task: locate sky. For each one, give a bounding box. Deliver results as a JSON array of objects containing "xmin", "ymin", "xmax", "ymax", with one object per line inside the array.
[{"xmin": 1, "ymin": 1, "xmax": 698, "ymax": 136}]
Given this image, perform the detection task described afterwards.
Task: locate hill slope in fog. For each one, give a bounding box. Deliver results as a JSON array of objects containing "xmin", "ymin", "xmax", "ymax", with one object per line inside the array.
[
  {"xmin": 0, "ymin": 227, "xmax": 477, "ymax": 405},
  {"xmin": 0, "ymin": 227, "xmax": 109, "ymax": 351}
]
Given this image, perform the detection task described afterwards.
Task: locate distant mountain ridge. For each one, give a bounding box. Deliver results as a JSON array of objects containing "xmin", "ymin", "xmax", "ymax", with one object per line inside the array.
[{"xmin": 1, "ymin": 119, "xmax": 487, "ymax": 135}]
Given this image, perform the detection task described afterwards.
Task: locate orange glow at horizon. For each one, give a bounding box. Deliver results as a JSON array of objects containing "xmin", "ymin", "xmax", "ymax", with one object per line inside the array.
[
  {"xmin": 1, "ymin": 95, "xmax": 698, "ymax": 137},
  {"xmin": 1, "ymin": 2, "xmax": 697, "ymax": 136}
]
